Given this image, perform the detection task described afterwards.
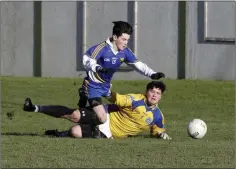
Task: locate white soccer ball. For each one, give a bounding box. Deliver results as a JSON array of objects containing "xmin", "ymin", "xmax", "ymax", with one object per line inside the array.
[{"xmin": 187, "ymin": 119, "xmax": 207, "ymax": 139}]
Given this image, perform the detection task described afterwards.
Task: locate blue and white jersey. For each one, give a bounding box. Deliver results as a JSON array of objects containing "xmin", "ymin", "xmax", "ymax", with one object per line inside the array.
[{"xmin": 83, "ymin": 38, "xmax": 156, "ymax": 84}]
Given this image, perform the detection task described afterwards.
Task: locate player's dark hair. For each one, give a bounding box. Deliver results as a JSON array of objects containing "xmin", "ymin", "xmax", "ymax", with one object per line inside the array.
[
  {"xmin": 112, "ymin": 21, "xmax": 133, "ymax": 37},
  {"xmin": 146, "ymin": 81, "xmax": 166, "ymax": 93}
]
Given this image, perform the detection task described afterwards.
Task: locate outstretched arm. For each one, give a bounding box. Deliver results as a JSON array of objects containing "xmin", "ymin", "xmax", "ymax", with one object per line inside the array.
[
  {"xmin": 127, "ymin": 61, "xmax": 165, "ymax": 80},
  {"xmin": 125, "ymin": 48, "xmax": 165, "ymax": 80},
  {"xmin": 151, "ymin": 125, "xmax": 172, "ymax": 140},
  {"xmin": 150, "ymin": 111, "xmax": 172, "ymax": 140}
]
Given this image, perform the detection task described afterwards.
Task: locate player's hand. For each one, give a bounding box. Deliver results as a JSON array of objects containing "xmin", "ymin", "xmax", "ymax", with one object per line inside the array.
[
  {"xmin": 158, "ymin": 132, "xmax": 172, "ymax": 140},
  {"xmin": 96, "ymin": 66, "xmax": 113, "ymax": 74},
  {"xmin": 151, "ymin": 72, "xmax": 165, "ymax": 80}
]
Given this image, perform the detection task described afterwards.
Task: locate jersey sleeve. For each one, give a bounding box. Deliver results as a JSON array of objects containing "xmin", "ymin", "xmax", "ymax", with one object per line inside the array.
[
  {"xmin": 124, "ymin": 48, "xmax": 138, "ymax": 64},
  {"xmin": 85, "ymin": 42, "xmax": 106, "ymax": 60},
  {"xmin": 108, "ymin": 92, "xmax": 133, "ymax": 108},
  {"xmin": 150, "ymin": 112, "xmax": 166, "ymax": 136},
  {"xmin": 124, "ymin": 48, "xmax": 156, "ymax": 77}
]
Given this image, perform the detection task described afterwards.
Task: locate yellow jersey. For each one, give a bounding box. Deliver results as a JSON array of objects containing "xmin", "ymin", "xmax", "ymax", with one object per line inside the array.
[{"xmin": 105, "ymin": 92, "xmax": 166, "ymax": 139}]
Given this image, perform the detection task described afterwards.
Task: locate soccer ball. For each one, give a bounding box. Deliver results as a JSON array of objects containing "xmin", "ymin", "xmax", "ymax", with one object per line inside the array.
[{"xmin": 187, "ymin": 119, "xmax": 207, "ymax": 139}]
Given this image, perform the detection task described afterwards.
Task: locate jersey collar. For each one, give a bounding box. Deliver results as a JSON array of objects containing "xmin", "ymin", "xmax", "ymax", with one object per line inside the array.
[
  {"xmin": 144, "ymin": 98, "xmax": 158, "ymax": 110},
  {"xmin": 106, "ymin": 37, "xmax": 119, "ymax": 55},
  {"xmin": 106, "ymin": 38, "xmax": 113, "ymax": 47}
]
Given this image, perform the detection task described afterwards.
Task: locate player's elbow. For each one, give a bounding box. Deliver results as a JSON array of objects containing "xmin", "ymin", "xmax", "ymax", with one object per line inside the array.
[{"xmin": 82, "ymin": 55, "xmax": 89, "ymax": 67}]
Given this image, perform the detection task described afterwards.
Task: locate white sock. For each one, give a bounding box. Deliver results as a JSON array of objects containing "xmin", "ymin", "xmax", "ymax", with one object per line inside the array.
[{"xmin": 34, "ymin": 105, "xmax": 39, "ymax": 112}]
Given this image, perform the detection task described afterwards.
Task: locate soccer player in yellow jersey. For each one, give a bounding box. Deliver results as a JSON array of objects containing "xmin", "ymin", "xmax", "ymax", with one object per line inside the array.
[{"xmin": 23, "ymin": 81, "xmax": 171, "ymax": 140}]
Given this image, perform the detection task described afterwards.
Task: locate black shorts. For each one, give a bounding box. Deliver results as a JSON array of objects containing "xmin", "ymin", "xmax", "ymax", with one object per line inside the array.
[{"xmin": 80, "ymin": 124, "xmax": 107, "ymax": 138}]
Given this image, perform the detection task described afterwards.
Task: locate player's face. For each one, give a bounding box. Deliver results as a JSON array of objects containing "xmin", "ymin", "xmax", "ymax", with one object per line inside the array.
[
  {"xmin": 146, "ymin": 87, "xmax": 162, "ymax": 106},
  {"xmin": 113, "ymin": 33, "xmax": 130, "ymax": 51}
]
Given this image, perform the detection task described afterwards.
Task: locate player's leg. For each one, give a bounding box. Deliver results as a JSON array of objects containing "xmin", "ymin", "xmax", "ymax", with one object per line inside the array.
[
  {"xmin": 88, "ymin": 83, "xmax": 113, "ymax": 125},
  {"xmin": 44, "ymin": 128, "xmax": 72, "ymax": 137},
  {"xmin": 77, "ymin": 79, "xmax": 89, "ymax": 108},
  {"xmin": 23, "ymin": 97, "xmax": 99, "ymax": 124},
  {"xmin": 77, "ymin": 87, "xmax": 88, "ymax": 108},
  {"xmin": 86, "ymin": 85, "xmax": 108, "ymax": 124},
  {"xmin": 87, "ymin": 97, "xmax": 107, "ymax": 124},
  {"xmin": 70, "ymin": 125, "xmax": 83, "ymax": 138},
  {"xmin": 86, "ymin": 82, "xmax": 113, "ymax": 125},
  {"xmin": 45, "ymin": 124, "xmax": 94, "ymax": 138},
  {"xmin": 97, "ymin": 111, "xmax": 113, "ymax": 139},
  {"xmin": 23, "ymin": 97, "xmax": 79, "ymax": 121}
]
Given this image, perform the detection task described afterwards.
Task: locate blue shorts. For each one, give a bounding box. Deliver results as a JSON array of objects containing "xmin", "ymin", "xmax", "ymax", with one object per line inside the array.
[{"xmin": 82, "ymin": 80, "xmax": 111, "ymax": 99}]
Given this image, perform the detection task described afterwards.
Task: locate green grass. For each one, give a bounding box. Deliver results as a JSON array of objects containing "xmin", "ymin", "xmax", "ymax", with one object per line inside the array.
[{"xmin": 1, "ymin": 76, "xmax": 235, "ymax": 168}]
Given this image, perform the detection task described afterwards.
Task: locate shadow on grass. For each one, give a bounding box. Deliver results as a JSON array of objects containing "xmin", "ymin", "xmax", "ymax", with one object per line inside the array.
[{"xmin": 2, "ymin": 132, "xmax": 41, "ymax": 137}]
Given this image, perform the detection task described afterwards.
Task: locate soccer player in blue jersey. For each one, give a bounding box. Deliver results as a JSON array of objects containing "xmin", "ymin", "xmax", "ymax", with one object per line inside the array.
[{"xmin": 79, "ymin": 21, "xmax": 165, "ymax": 125}]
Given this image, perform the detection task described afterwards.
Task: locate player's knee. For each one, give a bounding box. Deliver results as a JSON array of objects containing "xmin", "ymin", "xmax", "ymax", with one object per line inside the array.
[
  {"xmin": 97, "ymin": 112, "xmax": 107, "ymax": 124},
  {"xmin": 69, "ymin": 110, "xmax": 81, "ymax": 122},
  {"xmin": 92, "ymin": 104, "xmax": 107, "ymax": 124},
  {"xmin": 70, "ymin": 125, "xmax": 82, "ymax": 138},
  {"xmin": 88, "ymin": 97, "xmax": 103, "ymax": 108}
]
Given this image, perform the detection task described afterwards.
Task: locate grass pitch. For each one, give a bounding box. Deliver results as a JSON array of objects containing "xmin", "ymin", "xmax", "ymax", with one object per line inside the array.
[{"xmin": 1, "ymin": 76, "xmax": 235, "ymax": 168}]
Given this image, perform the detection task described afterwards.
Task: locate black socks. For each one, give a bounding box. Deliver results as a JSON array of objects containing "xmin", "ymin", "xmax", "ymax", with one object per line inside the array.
[{"xmin": 36, "ymin": 105, "xmax": 76, "ymax": 118}]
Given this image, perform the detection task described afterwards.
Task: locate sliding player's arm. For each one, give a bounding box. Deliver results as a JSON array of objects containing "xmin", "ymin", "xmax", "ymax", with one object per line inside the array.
[
  {"xmin": 124, "ymin": 48, "xmax": 165, "ymax": 80},
  {"xmin": 151, "ymin": 124, "xmax": 166, "ymax": 136},
  {"xmin": 150, "ymin": 113, "xmax": 172, "ymax": 140}
]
